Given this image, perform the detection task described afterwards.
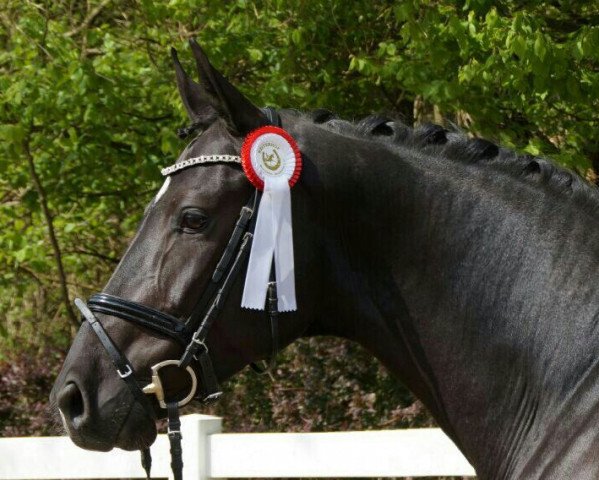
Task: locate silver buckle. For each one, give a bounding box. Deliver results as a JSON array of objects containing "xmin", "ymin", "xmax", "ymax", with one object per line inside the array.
[
  {"xmin": 142, "ymin": 359, "xmax": 198, "ymax": 409},
  {"xmin": 117, "ymin": 365, "xmax": 133, "ymax": 378},
  {"xmin": 203, "ymin": 391, "xmax": 223, "ymax": 403},
  {"xmin": 192, "ymin": 333, "xmax": 208, "ymax": 357}
]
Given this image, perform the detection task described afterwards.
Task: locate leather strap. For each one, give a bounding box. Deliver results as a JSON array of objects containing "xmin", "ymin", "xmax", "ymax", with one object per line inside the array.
[
  {"xmin": 167, "ymin": 402, "xmax": 183, "ymax": 480},
  {"xmin": 261, "ymin": 106, "xmax": 281, "ymax": 127},
  {"xmin": 250, "ymin": 278, "xmax": 279, "ymax": 376},
  {"xmin": 195, "ymin": 351, "xmax": 222, "ymax": 403},
  {"xmin": 179, "ymin": 231, "xmax": 255, "ymax": 401},
  {"xmin": 75, "ymin": 299, "xmax": 155, "ymax": 418},
  {"xmin": 88, "ymin": 294, "xmax": 190, "ymax": 346},
  {"xmin": 268, "ymin": 281, "xmax": 279, "ymax": 368},
  {"xmin": 211, "ymin": 205, "xmax": 254, "ymax": 283},
  {"xmin": 184, "ymin": 192, "xmax": 258, "ymax": 330}
]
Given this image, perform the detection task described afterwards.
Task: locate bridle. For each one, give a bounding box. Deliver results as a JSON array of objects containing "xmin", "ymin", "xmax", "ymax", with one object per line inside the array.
[{"xmin": 73, "ymin": 108, "xmax": 283, "ymax": 480}]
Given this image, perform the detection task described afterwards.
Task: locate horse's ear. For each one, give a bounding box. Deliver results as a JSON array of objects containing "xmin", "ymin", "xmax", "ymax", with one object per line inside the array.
[
  {"xmin": 189, "ymin": 38, "xmax": 268, "ymax": 135},
  {"xmin": 171, "ymin": 47, "xmax": 218, "ymax": 126}
]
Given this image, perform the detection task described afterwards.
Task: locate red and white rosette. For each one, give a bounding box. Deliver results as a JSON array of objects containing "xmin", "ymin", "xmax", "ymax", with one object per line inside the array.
[{"xmin": 241, "ymin": 126, "xmax": 302, "ymax": 312}]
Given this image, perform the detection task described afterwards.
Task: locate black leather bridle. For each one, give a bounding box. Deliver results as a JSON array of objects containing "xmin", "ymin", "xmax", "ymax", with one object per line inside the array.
[{"xmin": 73, "ymin": 108, "xmax": 283, "ymax": 480}]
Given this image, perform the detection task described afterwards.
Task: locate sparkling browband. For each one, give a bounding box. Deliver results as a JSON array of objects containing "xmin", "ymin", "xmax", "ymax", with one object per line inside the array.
[{"xmin": 161, "ymin": 155, "xmax": 241, "ymax": 176}]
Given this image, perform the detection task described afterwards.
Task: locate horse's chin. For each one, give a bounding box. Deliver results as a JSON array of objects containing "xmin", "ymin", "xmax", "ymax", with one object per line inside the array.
[
  {"xmin": 114, "ymin": 406, "xmax": 158, "ymax": 451},
  {"xmin": 66, "ymin": 430, "xmax": 114, "ymax": 452}
]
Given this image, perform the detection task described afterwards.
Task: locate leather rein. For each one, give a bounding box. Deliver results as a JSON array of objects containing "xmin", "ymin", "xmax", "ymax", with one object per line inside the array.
[{"xmin": 73, "ymin": 108, "xmax": 282, "ymax": 480}]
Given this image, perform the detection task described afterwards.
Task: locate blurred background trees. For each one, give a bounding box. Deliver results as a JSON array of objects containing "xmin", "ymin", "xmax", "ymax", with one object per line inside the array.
[{"xmin": 0, "ymin": 0, "xmax": 597, "ymax": 445}]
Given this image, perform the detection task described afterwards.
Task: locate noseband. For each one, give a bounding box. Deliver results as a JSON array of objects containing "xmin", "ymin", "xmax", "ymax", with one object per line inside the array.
[{"xmin": 73, "ymin": 108, "xmax": 282, "ymax": 480}]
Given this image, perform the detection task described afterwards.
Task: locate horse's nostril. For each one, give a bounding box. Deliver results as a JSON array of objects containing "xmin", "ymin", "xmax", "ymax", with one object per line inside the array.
[{"xmin": 58, "ymin": 382, "xmax": 87, "ymax": 428}]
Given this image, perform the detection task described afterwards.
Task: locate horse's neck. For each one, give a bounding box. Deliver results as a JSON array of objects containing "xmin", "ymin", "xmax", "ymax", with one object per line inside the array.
[{"xmin": 302, "ymin": 130, "xmax": 599, "ymax": 479}]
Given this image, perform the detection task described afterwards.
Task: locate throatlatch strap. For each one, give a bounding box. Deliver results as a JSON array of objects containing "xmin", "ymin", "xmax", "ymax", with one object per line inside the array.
[
  {"xmin": 167, "ymin": 402, "xmax": 183, "ymax": 480},
  {"xmin": 250, "ymin": 280, "xmax": 279, "ymax": 376}
]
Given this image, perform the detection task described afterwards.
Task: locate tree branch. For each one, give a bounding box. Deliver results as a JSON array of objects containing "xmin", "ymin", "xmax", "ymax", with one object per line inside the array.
[
  {"xmin": 66, "ymin": 247, "xmax": 120, "ymax": 265},
  {"xmin": 19, "ymin": 265, "xmax": 97, "ymax": 292},
  {"xmin": 23, "ymin": 137, "xmax": 79, "ymax": 328},
  {"xmin": 122, "ymin": 111, "xmax": 173, "ymax": 122},
  {"xmin": 65, "ymin": 0, "xmax": 112, "ymax": 37}
]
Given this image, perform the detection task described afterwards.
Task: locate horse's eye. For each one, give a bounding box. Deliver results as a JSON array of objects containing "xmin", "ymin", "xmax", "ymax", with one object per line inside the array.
[{"xmin": 180, "ymin": 209, "xmax": 209, "ymax": 232}]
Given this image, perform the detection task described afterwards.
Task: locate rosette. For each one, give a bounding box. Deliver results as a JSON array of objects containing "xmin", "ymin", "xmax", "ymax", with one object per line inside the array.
[{"xmin": 240, "ymin": 126, "xmax": 302, "ymax": 312}]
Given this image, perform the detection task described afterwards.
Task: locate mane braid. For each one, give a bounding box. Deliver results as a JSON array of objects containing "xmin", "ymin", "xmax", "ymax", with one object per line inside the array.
[{"xmin": 288, "ymin": 110, "xmax": 599, "ymax": 219}]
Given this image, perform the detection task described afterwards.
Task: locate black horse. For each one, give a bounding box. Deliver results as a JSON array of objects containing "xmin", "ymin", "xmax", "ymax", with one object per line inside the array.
[{"xmin": 51, "ymin": 40, "xmax": 599, "ymax": 480}]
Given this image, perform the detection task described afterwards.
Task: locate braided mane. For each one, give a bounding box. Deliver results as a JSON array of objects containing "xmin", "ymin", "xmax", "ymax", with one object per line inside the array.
[{"xmin": 301, "ymin": 109, "xmax": 599, "ymax": 218}]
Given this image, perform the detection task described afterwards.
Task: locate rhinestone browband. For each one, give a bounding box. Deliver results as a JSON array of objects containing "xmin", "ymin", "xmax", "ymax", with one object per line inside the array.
[{"xmin": 161, "ymin": 155, "xmax": 241, "ymax": 176}]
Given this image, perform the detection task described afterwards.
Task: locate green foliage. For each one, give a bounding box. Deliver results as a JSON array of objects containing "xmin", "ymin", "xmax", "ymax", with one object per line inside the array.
[
  {"xmin": 0, "ymin": 0, "xmax": 597, "ymax": 447},
  {"xmin": 348, "ymin": 1, "xmax": 599, "ymax": 168}
]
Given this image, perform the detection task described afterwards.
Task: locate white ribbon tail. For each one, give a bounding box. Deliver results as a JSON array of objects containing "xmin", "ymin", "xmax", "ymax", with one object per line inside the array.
[
  {"xmin": 241, "ymin": 177, "xmax": 297, "ymax": 311},
  {"xmin": 273, "ymin": 183, "xmax": 296, "ymax": 311}
]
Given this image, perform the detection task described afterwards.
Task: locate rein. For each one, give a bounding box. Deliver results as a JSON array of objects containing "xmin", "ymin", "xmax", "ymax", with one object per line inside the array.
[{"xmin": 73, "ymin": 109, "xmax": 282, "ymax": 480}]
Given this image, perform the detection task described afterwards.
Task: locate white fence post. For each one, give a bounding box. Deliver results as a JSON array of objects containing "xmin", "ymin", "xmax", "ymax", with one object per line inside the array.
[{"xmin": 180, "ymin": 414, "xmax": 223, "ymax": 480}]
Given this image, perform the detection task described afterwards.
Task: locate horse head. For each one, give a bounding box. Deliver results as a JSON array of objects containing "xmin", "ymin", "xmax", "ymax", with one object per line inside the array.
[{"xmin": 50, "ymin": 40, "xmax": 319, "ymax": 451}]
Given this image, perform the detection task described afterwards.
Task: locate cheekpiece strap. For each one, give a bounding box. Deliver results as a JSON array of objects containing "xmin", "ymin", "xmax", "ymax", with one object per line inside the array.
[{"xmin": 196, "ymin": 351, "xmax": 222, "ymax": 403}]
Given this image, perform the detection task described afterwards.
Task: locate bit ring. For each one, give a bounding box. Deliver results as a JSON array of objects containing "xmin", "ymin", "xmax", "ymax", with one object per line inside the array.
[{"xmin": 142, "ymin": 359, "xmax": 197, "ymax": 409}]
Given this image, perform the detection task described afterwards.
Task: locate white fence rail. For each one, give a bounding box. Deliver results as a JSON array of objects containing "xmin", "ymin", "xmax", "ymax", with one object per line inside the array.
[{"xmin": 0, "ymin": 414, "xmax": 475, "ymax": 479}]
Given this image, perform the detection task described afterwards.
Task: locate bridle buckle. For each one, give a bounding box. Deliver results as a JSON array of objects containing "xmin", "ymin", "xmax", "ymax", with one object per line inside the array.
[
  {"xmin": 191, "ymin": 332, "xmax": 208, "ymax": 361},
  {"xmin": 142, "ymin": 359, "xmax": 197, "ymax": 409},
  {"xmin": 202, "ymin": 391, "xmax": 223, "ymax": 404},
  {"xmin": 192, "ymin": 335, "xmax": 208, "ymax": 351},
  {"xmin": 117, "ymin": 365, "xmax": 133, "ymax": 379}
]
